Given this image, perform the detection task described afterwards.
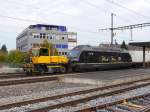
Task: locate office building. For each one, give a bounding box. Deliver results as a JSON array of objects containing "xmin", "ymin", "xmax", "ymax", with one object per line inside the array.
[{"xmin": 16, "ymin": 24, "xmax": 77, "ymax": 55}]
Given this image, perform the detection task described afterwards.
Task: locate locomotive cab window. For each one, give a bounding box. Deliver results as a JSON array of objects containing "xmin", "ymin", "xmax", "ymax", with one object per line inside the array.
[
  {"xmin": 39, "ymin": 48, "xmax": 49, "ymax": 56},
  {"xmin": 68, "ymin": 50, "xmax": 79, "ymax": 58}
]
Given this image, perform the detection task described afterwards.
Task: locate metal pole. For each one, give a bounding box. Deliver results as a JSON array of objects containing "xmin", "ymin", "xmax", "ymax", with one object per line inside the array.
[
  {"xmin": 130, "ymin": 28, "xmax": 133, "ymax": 41},
  {"xmin": 143, "ymin": 46, "xmax": 146, "ymax": 68},
  {"xmin": 111, "ymin": 13, "xmax": 114, "ymax": 45}
]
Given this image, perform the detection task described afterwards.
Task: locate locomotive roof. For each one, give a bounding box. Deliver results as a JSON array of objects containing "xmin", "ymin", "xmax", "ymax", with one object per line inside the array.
[{"xmin": 73, "ymin": 45, "xmax": 129, "ymax": 53}]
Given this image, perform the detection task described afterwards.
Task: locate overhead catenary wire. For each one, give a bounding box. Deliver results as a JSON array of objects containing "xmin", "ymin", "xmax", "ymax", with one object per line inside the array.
[
  {"xmin": 1, "ymin": 0, "xmax": 149, "ymax": 27},
  {"xmin": 0, "ymin": 0, "xmax": 106, "ymax": 35},
  {"xmin": 81, "ymin": 0, "xmax": 132, "ymax": 43},
  {"xmin": 81, "ymin": 0, "xmax": 108, "ymax": 13},
  {"xmin": 81, "ymin": 0, "xmax": 135, "ymax": 40},
  {"xmin": 3, "ymin": 0, "xmax": 58, "ymax": 10},
  {"xmin": 2, "ymin": 0, "xmax": 100, "ymax": 24},
  {"xmin": 81, "ymin": 0, "xmax": 135, "ymax": 25},
  {"xmin": 0, "ymin": 14, "xmax": 44, "ymax": 23},
  {"xmin": 1, "ymin": 0, "xmax": 149, "ymax": 40},
  {"xmin": 106, "ymin": 0, "xmax": 150, "ymax": 20},
  {"xmin": 0, "ymin": 13, "xmax": 103, "ymax": 35},
  {"xmin": 1, "ymin": 0, "xmax": 134, "ymax": 35}
]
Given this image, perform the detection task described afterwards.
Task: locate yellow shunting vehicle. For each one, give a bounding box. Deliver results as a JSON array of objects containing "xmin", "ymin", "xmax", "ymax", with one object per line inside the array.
[{"xmin": 23, "ymin": 47, "xmax": 69, "ymax": 75}]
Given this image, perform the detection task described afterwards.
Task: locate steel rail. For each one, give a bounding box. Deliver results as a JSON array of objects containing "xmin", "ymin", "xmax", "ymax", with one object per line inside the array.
[
  {"xmin": 0, "ymin": 78, "xmax": 150, "ymax": 111},
  {"xmin": 29, "ymin": 82, "xmax": 150, "ymax": 112},
  {"xmin": 76, "ymin": 93, "xmax": 150, "ymax": 112},
  {"xmin": 0, "ymin": 76, "xmax": 58, "ymax": 86}
]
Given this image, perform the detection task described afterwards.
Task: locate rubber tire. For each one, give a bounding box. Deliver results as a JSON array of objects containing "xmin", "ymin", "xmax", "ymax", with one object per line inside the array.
[
  {"xmin": 26, "ymin": 69, "xmax": 32, "ymax": 75},
  {"xmin": 38, "ymin": 65, "xmax": 45, "ymax": 75},
  {"xmin": 61, "ymin": 67, "xmax": 66, "ymax": 73}
]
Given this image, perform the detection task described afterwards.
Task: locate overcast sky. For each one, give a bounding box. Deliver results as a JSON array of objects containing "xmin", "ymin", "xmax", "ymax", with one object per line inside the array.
[{"xmin": 0, "ymin": 0, "xmax": 150, "ymax": 50}]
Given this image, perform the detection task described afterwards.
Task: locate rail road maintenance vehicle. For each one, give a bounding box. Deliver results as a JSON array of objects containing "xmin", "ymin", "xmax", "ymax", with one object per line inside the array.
[{"xmin": 23, "ymin": 47, "xmax": 69, "ymax": 74}]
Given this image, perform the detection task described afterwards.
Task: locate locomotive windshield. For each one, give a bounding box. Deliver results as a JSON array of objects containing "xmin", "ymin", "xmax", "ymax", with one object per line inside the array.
[
  {"xmin": 39, "ymin": 48, "xmax": 49, "ymax": 56},
  {"xmin": 67, "ymin": 50, "xmax": 79, "ymax": 58}
]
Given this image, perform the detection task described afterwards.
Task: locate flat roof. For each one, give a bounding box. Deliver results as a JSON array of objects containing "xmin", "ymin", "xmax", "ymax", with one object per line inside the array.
[
  {"xmin": 129, "ymin": 42, "xmax": 150, "ymax": 48},
  {"xmin": 29, "ymin": 24, "xmax": 67, "ymax": 32}
]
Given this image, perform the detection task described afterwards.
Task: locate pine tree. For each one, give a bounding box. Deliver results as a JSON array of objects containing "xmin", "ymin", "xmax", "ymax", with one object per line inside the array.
[
  {"xmin": 0, "ymin": 44, "xmax": 7, "ymax": 53},
  {"xmin": 121, "ymin": 40, "xmax": 128, "ymax": 50}
]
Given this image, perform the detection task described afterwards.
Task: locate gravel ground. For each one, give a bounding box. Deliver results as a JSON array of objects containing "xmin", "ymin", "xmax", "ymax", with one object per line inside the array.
[
  {"xmin": 49, "ymin": 85, "xmax": 150, "ymax": 112},
  {"xmin": 0, "ymin": 81, "xmax": 94, "ymax": 105},
  {"xmin": 1, "ymin": 82, "xmax": 149, "ymax": 112},
  {"xmin": 0, "ymin": 81, "xmax": 93, "ymax": 98}
]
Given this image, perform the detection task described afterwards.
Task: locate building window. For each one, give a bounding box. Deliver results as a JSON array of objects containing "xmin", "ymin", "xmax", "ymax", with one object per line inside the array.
[
  {"xmin": 33, "ymin": 33, "xmax": 39, "ymax": 38},
  {"xmin": 41, "ymin": 27, "xmax": 45, "ymax": 30},
  {"xmin": 40, "ymin": 33, "xmax": 42, "ymax": 38},
  {"xmin": 62, "ymin": 37, "xmax": 64, "ymax": 40},
  {"xmin": 46, "ymin": 27, "xmax": 50, "ymax": 30},
  {"xmin": 43, "ymin": 33, "xmax": 46, "ymax": 39},
  {"xmin": 61, "ymin": 44, "xmax": 68, "ymax": 49},
  {"xmin": 32, "ymin": 43, "xmax": 40, "ymax": 48},
  {"xmin": 64, "ymin": 52, "xmax": 67, "ymax": 55},
  {"xmin": 49, "ymin": 36, "xmax": 53, "ymax": 39},
  {"xmin": 56, "ymin": 44, "xmax": 61, "ymax": 48}
]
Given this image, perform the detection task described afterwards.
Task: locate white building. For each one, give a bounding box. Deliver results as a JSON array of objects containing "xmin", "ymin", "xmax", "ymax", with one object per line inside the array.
[{"xmin": 16, "ymin": 24, "xmax": 77, "ymax": 55}]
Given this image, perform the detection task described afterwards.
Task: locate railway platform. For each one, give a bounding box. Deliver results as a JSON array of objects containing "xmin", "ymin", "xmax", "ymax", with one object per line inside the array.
[{"xmin": 59, "ymin": 68, "xmax": 150, "ymax": 85}]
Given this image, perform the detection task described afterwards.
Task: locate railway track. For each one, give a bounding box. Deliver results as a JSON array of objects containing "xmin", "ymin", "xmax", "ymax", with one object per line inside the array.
[
  {"xmin": 0, "ymin": 73, "xmax": 26, "ymax": 79},
  {"xmin": 0, "ymin": 76, "xmax": 58, "ymax": 86},
  {"xmin": 77, "ymin": 93, "xmax": 150, "ymax": 112},
  {"xmin": 0, "ymin": 68, "xmax": 148, "ymax": 79},
  {"xmin": 0, "ymin": 78, "xmax": 150, "ymax": 112},
  {"xmin": 0, "ymin": 68, "xmax": 149, "ymax": 82}
]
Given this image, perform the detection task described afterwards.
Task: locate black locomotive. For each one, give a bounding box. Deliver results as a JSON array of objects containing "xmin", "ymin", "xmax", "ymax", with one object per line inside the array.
[{"xmin": 67, "ymin": 45, "xmax": 132, "ymax": 71}]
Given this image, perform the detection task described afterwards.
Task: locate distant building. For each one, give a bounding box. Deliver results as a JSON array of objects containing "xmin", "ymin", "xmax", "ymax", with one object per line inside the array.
[{"xmin": 16, "ymin": 24, "xmax": 77, "ymax": 55}]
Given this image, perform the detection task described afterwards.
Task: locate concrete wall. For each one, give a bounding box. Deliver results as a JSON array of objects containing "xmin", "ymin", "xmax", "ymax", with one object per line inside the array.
[{"xmin": 129, "ymin": 50, "xmax": 150, "ymax": 62}]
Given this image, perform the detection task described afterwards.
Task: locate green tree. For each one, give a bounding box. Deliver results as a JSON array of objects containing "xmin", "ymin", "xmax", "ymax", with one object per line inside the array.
[
  {"xmin": 0, "ymin": 51, "xmax": 7, "ymax": 62},
  {"xmin": 41, "ymin": 39, "xmax": 50, "ymax": 48},
  {"xmin": 121, "ymin": 40, "xmax": 128, "ymax": 50},
  {"xmin": 1, "ymin": 44, "xmax": 7, "ymax": 53},
  {"xmin": 24, "ymin": 50, "xmax": 32, "ymax": 63},
  {"xmin": 7, "ymin": 50, "xmax": 25, "ymax": 64},
  {"xmin": 41, "ymin": 39, "xmax": 58, "ymax": 56}
]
